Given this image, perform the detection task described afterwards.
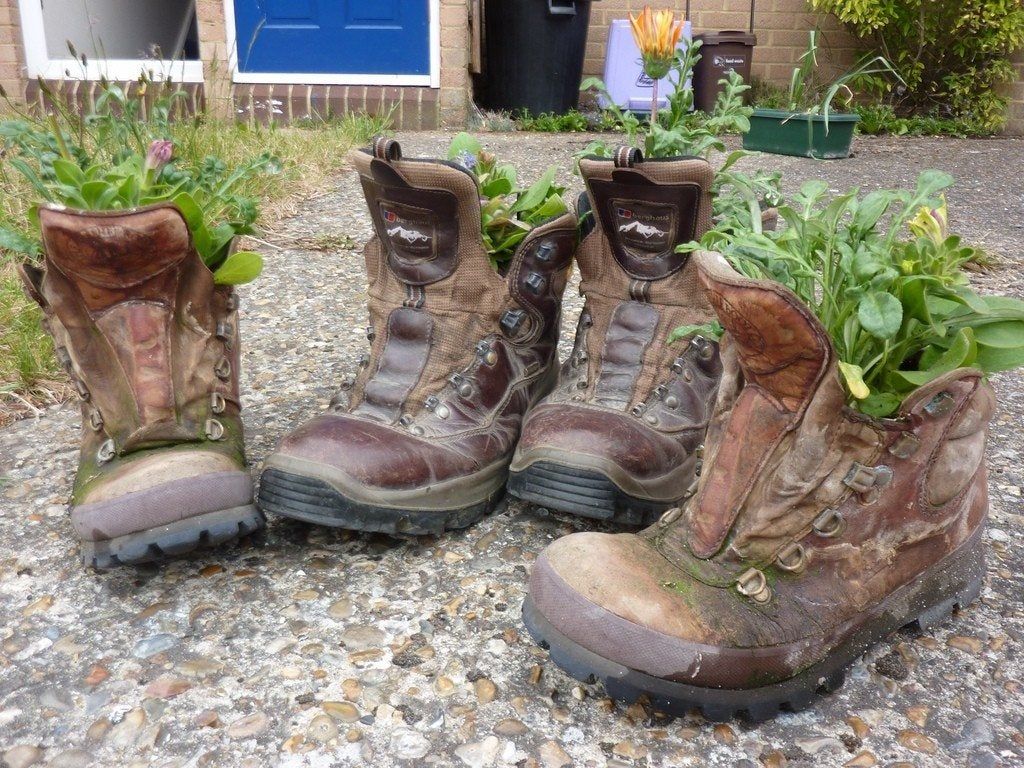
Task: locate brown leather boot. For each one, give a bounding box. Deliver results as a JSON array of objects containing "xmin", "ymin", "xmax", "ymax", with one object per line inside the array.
[
  {"xmin": 20, "ymin": 205, "xmax": 263, "ymax": 568},
  {"xmin": 523, "ymin": 251, "xmax": 993, "ymax": 720},
  {"xmin": 258, "ymin": 139, "xmax": 577, "ymax": 535},
  {"xmin": 508, "ymin": 149, "xmax": 722, "ymax": 525}
]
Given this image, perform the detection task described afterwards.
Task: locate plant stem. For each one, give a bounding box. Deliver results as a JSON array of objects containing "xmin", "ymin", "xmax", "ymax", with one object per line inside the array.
[{"xmin": 651, "ymin": 80, "xmax": 659, "ymax": 127}]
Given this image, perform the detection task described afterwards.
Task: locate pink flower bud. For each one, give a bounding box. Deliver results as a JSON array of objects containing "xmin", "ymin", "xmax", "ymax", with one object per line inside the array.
[{"xmin": 145, "ymin": 139, "xmax": 173, "ymax": 173}]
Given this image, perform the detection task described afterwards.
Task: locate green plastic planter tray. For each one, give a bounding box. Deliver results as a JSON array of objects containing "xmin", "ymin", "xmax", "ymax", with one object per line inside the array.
[{"xmin": 743, "ymin": 108, "xmax": 860, "ymax": 159}]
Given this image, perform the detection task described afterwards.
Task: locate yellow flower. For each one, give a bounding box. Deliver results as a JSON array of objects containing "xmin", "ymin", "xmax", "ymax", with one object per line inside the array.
[
  {"xmin": 629, "ymin": 6, "xmax": 683, "ymax": 80},
  {"xmin": 908, "ymin": 193, "xmax": 948, "ymax": 245}
]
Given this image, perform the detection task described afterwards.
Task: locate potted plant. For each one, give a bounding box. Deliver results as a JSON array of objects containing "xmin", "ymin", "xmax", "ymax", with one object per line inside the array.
[{"xmin": 743, "ymin": 30, "xmax": 899, "ymax": 159}]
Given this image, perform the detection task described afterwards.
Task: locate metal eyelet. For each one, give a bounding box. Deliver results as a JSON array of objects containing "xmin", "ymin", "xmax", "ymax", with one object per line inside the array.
[
  {"xmin": 424, "ymin": 395, "xmax": 440, "ymax": 411},
  {"xmin": 409, "ymin": 425, "xmax": 425, "ymax": 436},
  {"xmin": 812, "ymin": 509, "xmax": 845, "ymax": 538},
  {"xmin": 630, "ymin": 404, "xmax": 644, "ymax": 417},
  {"xmin": 88, "ymin": 410, "xmax": 104, "ymax": 431},
  {"xmin": 210, "ymin": 392, "xmax": 226, "ymax": 415},
  {"xmin": 358, "ymin": 354, "xmax": 370, "ymax": 369},
  {"xmin": 338, "ymin": 378, "xmax": 354, "ymax": 391},
  {"xmin": 576, "ymin": 379, "xmax": 588, "ymax": 390},
  {"xmin": 580, "ymin": 312, "xmax": 593, "ymax": 328},
  {"xmin": 694, "ymin": 443, "xmax": 705, "ymax": 459},
  {"xmin": 658, "ymin": 507, "xmax": 682, "ymax": 526},
  {"xmin": 56, "ymin": 347, "xmax": 73, "ymax": 368},
  {"xmin": 97, "ymin": 439, "xmax": 116, "ymax": 464},
  {"xmin": 924, "ymin": 391, "xmax": 955, "ymax": 417},
  {"xmin": 691, "ymin": 335, "xmax": 715, "ymax": 361},
  {"xmin": 663, "ymin": 395, "xmax": 679, "ymax": 409},
  {"xmin": 366, "ymin": 325, "xmax": 376, "ymax": 342},
  {"xmin": 844, "ymin": 463, "xmax": 894, "ymax": 494},
  {"xmin": 643, "ymin": 414, "xmax": 658, "ymax": 426},
  {"xmin": 225, "ymin": 293, "xmax": 240, "ymax": 312},
  {"xmin": 205, "ymin": 418, "xmax": 225, "ymax": 441},
  {"xmin": 398, "ymin": 414, "xmax": 414, "ymax": 427},
  {"xmin": 215, "ymin": 321, "xmax": 233, "ymax": 342},
  {"xmin": 776, "ymin": 542, "xmax": 807, "ymax": 574},
  {"xmin": 736, "ymin": 568, "xmax": 772, "ymax": 604},
  {"xmin": 434, "ymin": 403, "xmax": 451, "ymax": 420},
  {"xmin": 75, "ymin": 379, "xmax": 91, "ymax": 401},
  {"xmin": 214, "ymin": 356, "xmax": 232, "ymax": 380}
]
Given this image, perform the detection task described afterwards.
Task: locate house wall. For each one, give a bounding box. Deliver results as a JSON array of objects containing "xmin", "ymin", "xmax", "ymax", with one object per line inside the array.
[
  {"xmin": 0, "ymin": 0, "xmax": 26, "ymax": 107},
  {"xmin": 1004, "ymin": 49, "xmax": 1024, "ymax": 136},
  {"xmin": 584, "ymin": 0, "xmax": 858, "ymax": 87}
]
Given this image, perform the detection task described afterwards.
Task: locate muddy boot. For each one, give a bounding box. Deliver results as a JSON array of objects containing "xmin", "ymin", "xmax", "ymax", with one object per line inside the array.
[
  {"xmin": 508, "ymin": 149, "xmax": 722, "ymax": 525},
  {"xmin": 258, "ymin": 139, "xmax": 577, "ymax": 535},
  {"xmin": 20, "ymin": 205, "xmax": 263, "ymax": 568},
  {"xmin": 523, "ymin": 251, "xmax": 993, "ymax": 720}
]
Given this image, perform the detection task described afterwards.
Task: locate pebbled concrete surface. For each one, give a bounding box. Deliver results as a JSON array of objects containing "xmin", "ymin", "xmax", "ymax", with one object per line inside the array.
[{"xmin": 0, "ymin": 133, "xmax": 1022, "ymax": 768}]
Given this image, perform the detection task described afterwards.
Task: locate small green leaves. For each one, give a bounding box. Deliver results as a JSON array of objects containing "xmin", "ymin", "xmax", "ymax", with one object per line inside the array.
[
  {"xmin": 668, "ymin": 322, "xmax": 724, "ymax": 344},
  {"xmin": 213, "ymin": 250, "xmax": 263, "ymax": 285},
  {"xmin": 858, "ymin": 291, "xmax": 903, "ymax": 339}
]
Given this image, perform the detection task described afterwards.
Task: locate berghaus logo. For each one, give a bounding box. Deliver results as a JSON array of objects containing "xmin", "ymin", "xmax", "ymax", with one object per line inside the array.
[{"xmin": 382, "ymin": 209, "xmax": 431, "ymax": 244}]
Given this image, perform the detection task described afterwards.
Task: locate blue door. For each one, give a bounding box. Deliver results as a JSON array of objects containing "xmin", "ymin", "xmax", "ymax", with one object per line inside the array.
[{"xmin": 233, "ymin": 1, "xmax": 430, "ymax": 76}]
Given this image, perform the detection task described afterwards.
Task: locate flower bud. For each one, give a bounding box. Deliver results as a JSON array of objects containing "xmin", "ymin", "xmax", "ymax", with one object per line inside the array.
[{"xmin": 145, "ymin": 139, "xmax": 174, "ymax": 173}]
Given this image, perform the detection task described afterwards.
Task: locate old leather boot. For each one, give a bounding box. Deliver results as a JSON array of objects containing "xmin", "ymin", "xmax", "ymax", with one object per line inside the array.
[
  {"xmin": 523, "ymin": 251, "xmax": 993, "ymax": 720},
  {"xmin": 258, "ymin": 139, "xmax": 577, "ymax": 535},
  {"xmin": 20, "ymin": 205, "xmax": 263, "ymax": 568},
  {"xmin": 508, "ymin": 149, "xmax": 722, "ymax": 525}
]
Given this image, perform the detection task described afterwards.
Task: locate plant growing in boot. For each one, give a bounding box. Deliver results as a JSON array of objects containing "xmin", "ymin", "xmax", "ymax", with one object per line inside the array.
[
  {"xmin": 524, "ymin": 249, "xmax": 997, "ymax": 720},
  {"xmin": 681, "ymin": 170, "xmax": 1024, "ymax": 416},
  {"xmin": 1, "ymin": 75, "xmax": 278, "ymax": 284},
  {"xmin": 2, "ymin": 75, "xmax": 270, "ymax": 567},
  {"xmin": 258, "ymin": 138, "xmax": 578, "ymax": 535},
  {"xmin": 580, "ymin": 40, "xmax": 782, "ymax": 238},
  {"xmin": 446, "ymin": 132, "xmax": 569, "ymax": 269}
]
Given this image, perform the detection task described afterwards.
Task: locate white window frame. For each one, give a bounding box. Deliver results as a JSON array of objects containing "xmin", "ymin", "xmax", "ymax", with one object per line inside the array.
[
  {"xmin": 222, "ymin": 0, "xmax": 441, "ymax": 87},
  {"xmin": 17, "ymin": 0, "xmax": 205, "ymax": 83}
]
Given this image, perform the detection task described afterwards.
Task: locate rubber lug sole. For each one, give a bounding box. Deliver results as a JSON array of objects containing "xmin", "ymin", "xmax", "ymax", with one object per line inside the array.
[
  {"xmin": 507, "ymin": 461, "xmax": 674, "ymax": 526},
  {"xmin": 81, "ymin": 504, "xmax": 264, "ymax": 570},
  {"xmin": 522, "ymin": 538, "xmax": 985, "ymax": 722},
  {"xmin": 258, "ymin": 468, "xmax": 505, "ymax": 536}
]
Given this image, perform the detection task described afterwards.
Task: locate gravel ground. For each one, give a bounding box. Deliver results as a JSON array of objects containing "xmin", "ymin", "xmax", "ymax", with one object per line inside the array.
[{"xmin": 1, "ymin": 132, "xmax": 1022, "ymax": 768}]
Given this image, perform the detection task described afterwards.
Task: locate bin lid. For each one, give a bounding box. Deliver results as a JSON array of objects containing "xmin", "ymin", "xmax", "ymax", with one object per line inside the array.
[{"xmin": 694, "ymin": 30, "xmax": 757, "ymax": 45}]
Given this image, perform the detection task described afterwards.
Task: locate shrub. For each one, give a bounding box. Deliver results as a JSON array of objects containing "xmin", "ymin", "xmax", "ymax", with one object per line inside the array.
[{"xmin": 809, "ymin": 0, "xmax": 1024, "ymax": 133}]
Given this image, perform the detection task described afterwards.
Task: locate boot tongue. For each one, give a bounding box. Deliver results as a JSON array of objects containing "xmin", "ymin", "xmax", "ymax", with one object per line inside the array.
[
  {"xmin": 687, "ymin": 252, "xmax": 834, "ymax": 559},
  {"xmin": 580, "ymin": 156, "xmax": 713, "ymax": 282},
  {"xmin": 40, "ymin": 205, "xmax": 190, "ymax": 312}
]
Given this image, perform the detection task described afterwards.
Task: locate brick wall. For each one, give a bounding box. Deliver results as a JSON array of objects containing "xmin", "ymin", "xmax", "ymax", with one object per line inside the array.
[
  {"xmin": 584, "ymin": 0, "xmax": 857, "ymax": 86},
  {"xmin": 0, "ymin": 0, "xmax": 25, "ymax": 109}
]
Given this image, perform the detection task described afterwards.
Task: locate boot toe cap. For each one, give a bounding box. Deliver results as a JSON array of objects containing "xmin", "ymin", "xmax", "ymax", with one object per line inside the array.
[
  {"xmin": 72, "ymin": 451, "xmax": 253, "ymax": 541},
  {"xmin": 529, "ymin": 532, "xmax": 806, "ymax": 689},
  {"xmin": 514, "ymin": 403, "xmax": 694, "ymax": 483},
  {"xmin": 268, "ymin": 412, "xmax": 479, "ymax": 491}
]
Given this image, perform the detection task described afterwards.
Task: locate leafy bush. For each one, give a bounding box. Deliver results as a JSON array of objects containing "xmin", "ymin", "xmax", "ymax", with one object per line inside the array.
[
  {"xmin": 516, "ymin": 110, "xmax": 591, "ymax": 133},
  {"xmin": 0, "ymin": 76, "xmax": 278, "ymax": 284},
  {"xmin": 855, "ymin": 103, "xmax": 983, "ymax": 138},
  {"xmin": 809, "ymin": 0, "xmax": 1024, "ymax": 134},
  {"xmin": 447, "ymin": 133, "xmax": 569, "ymax": 269},
  {"xmin": 680, "ymin": 171, "xmax": 1024, "ymax": 416}
]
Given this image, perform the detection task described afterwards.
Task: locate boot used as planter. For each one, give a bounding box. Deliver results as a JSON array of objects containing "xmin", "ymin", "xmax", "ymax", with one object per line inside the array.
[
  {"xmin": 508, "ymin": 149, "xmax": 722, "ymax": 525},
  {"xmin": 258, "ymin": 139, "xmax": 577, "ymax": 535},
  {"xmin": 523, "ymin": 251, "xmax": 993, "ymax": 720},
  {"xmin": 20, "ymin": 204, "xmax": 263, "ymax": 568}
]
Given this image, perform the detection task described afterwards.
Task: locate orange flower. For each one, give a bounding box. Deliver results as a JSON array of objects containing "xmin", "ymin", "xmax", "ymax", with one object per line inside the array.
[{"xmin": 629, "ymin": 6, "xmax": 683, "ymax": 66}]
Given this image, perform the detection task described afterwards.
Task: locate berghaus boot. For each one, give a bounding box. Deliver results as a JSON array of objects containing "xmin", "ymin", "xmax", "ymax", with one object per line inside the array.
[
  {"xmin": 258, "ymin": 138, "xmax": 577, "ymax": 535},
  {"xmin": 20, "ymin": 204, "xmax": 263, "ymax": 569},
  {"xmin": 508, "ymin": 148, "xmax": 722, "ymax": 525},
  {"xmin": 522, "ymin": 251, "xmax": 993, "ymax": 721}
]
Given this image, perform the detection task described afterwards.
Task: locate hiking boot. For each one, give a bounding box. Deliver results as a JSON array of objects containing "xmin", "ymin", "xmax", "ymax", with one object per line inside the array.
[
  {"xmin": 523, "ymin": 251, "xmax": 993, "ymax": 720},
  {"xmin": 508, "ymin": 149, "xmax": 722, "ymax": 525},
  {"xmin": 258, "ymin": 138, "xmax": 577, "ymax": 535},
  {"xmin": 20, "ymin": 205, "xmax": 263, "ymax": 569}
]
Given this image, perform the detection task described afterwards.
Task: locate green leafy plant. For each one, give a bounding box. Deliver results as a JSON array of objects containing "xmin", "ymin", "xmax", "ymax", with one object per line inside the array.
[
  {"xmin": 809, "ymin": 0, "xmax": 1024, "ymax": 134},
  {"xmin": 854, "ymin": 103, "xmax": 982, "ymax": 138},
  {"xmin": 516, "ymin": 110, "xmax": 591, "ymax": 133},
  {"xmin": 782, "ymin": 30, "xmax": 901, "ymax": 132},
  {"xmin": 678, "ymin": 171, "xmax": 1024, "ymax": 416},
  {"xmin": 0, "ymin": 73, "xmax": 279, "ymax": 284},
  {"xmin": 447, "ymin": 133, "xmax": 569, "ymax": 269}
]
